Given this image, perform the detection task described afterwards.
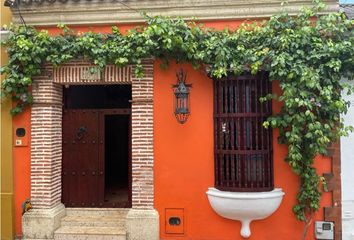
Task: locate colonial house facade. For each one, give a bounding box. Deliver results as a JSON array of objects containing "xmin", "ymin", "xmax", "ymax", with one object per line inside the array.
[{"xmin": 4, "ymin": 0, "xmax": 345, "ymax": 239}]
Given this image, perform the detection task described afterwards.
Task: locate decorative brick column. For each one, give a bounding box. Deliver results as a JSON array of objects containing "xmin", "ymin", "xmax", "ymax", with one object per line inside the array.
[
  {"xmin": 23, "ymin": 66, "xmax": 66, "ymax": 239},
  {"xmin": 127, "ymin": 60, "xmax": 159, "ymax": 240},
  {"xmin": 131, "ymin": 61, "xmax": 154, "ymax": 209},
  {"xmin": 30, "ymin": 68, "xmax": 63, "ymax": 209}
]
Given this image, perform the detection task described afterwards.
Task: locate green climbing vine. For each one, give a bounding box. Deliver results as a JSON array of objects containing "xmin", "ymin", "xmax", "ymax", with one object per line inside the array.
[{"xmin": 1, "ymin": 1, "xmax": 353, "ymax": 237}]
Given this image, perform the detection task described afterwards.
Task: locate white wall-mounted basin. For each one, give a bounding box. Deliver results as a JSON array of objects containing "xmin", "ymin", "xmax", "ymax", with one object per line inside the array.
[{"xmin": 206, "ymin": 187, "xmax": 285, "ymax": 238}]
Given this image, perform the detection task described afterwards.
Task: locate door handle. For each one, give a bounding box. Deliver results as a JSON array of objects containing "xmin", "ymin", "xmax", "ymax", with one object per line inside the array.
[
  {"xmin": 82, "ymin": 171, "xmax": 86, "ymax": 176},
  {"xmin": 92, "ymin": 171, "xmax": 96, "ymax": 175}
]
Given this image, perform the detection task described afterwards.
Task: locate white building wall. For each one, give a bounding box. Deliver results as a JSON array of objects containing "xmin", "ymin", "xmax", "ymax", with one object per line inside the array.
[{"xmin": 341, "ymin": 79, "xmax": 354, "ymax": 240}]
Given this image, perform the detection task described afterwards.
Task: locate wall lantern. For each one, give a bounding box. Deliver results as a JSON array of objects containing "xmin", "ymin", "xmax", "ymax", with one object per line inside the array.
[{"xmin": 173, "ymin": 69, "xmax": 192, "ymax": 124}]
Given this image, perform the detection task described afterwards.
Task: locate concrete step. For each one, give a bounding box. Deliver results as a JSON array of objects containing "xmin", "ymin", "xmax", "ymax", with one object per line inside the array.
[
  {"xmin": 54, "ymin": 226, "xmax": 126, "ymax": 240},
  {"xmin": 61, "ymin": 215, "xmax": 126, "ymax": 227},
  {"xmin": 65, "ymin": 208, "xmax": 129, "ymax": 217}
]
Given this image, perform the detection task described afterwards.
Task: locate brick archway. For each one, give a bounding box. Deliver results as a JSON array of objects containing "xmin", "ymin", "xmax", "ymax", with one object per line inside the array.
[{"xmin": 23, "ymin": 60, "xmax": 158, "ymax": 239}]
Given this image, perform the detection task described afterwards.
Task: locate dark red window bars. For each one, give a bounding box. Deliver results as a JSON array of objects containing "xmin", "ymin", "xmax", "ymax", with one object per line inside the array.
[{"xmin": 214, "ymin": 72, "xmax": 273, "ymax": 192}]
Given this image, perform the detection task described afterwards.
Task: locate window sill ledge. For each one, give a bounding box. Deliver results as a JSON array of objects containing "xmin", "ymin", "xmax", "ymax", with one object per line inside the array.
[{"xmin": 206, "ymin": 187, "xmax": 284, "ymax": 238}]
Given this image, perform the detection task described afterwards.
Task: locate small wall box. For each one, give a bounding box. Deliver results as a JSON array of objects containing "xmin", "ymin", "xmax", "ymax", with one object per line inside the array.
[
  {"xmin": 315, "ymin": 221, "xmax": 334, "ymax": 240},
  {"xmin": 165, "ymin": 208, "xmax": 184, "ymax": 234},
  {"xmin": 13, "ymin": 127, "xmax": 28, "ymax": 147}
]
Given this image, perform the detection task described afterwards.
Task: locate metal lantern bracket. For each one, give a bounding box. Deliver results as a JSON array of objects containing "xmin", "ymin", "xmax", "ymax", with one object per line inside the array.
[{"xmin": 173, "ymin": 69, "xmax": 192, "ymax": 124}]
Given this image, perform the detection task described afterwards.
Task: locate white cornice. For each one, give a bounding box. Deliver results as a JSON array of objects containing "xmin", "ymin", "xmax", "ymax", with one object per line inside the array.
[{"xmin": 10, "ymin": 0, "xmax": 339, "ymax": 26}]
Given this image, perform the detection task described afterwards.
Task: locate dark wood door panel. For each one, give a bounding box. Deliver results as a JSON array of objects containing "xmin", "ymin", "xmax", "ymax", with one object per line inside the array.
[
  {"xmin": 62, "ymin": 110, "xmax": 100, "ymax": 207},
  {"xmin": 62, "ymin": 109, "xmax": 132, "ymax": 208}
]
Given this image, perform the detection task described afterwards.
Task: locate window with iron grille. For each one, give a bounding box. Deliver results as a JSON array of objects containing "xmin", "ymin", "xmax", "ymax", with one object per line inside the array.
[{"xmin": 214, "ymin": 72, "xmax": 273, "ymax": 192}]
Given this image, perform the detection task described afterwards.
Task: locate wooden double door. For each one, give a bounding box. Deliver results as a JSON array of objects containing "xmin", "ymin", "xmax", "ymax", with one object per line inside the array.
[{"xmin": 62, "ymin": 109, "xmax": 131, "ymax": 208}]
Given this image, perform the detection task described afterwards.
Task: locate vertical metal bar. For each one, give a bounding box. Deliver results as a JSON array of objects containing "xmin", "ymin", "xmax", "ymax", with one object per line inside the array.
[
  {"xmin": 218, "ymin": 79, "xmax": 223, "ymax": 187},
  {"xmin": 243, "ymin": 78, "xmax": 247, "ymax": 151},
  {"xmin": 242, "ymin": 78, "xmax": 247, "ymax": 188},
  {"xmin": 247, "ymin": 78, "xmax": 254, "ymax": 187},
  {"xmin": 226, "ymin": 78, "xmax": 231, "ymax": 186},
  {"xmin": 263, "ymin": 73, "xmax": 269, "ymax": 188},
  {"xmin": 224, "ymin": 79, "xmax": 228, "ymax": 114},
  {"xmin": 267, "ymin": 77, "xmax": 271, "ymax": 188},
  {"xmin": 220, "ymin": 153, "xmax": 224, "ymax": 187},
  {"xmin": 265, "ymin": 74, "xmax": 270, "ymax": 188},
  {"xmin": 231, "ymin": 154, "xmax": 235, "ymax": 187},
  {"xmin": 237, "ymin": 155, "xmax": 240, "ymax": 186},
  {"xmin": 267, "ymin": 74, "xmax": 273, "ymax": 188},
  {"xmin": 224, "ymin": 154, "xmax": 231, "ymax": 187},
  {"xmin": 255, "ymin": 77, "xmax": 260, "ymax": 187},
  {"xmin": 246, "ymin": 84, "xmax": 250, "ymax": 150},
  {"xmin": 230, "ymin": 78, "xmax": 235, "ymax": 148},
  {"xmin": 259, "ymin": 74, "xmax": 265, "ymax": 188},
  {"xmin": 270, "ymin": 76, "xmax": 274, "ymax": 188},
  {"xmin": 237, "ymin": 80, "xmax": 241, "ymax": 151},
  {"xmin": 230, "ymin": 79, "xmax": 236, "ymax": 188},
  {"xmin": 256, "ymin": 154, "xmax": 260, "ymax": 188},
  {"xmin": 214, "ymin": 80, "xmax": 219, "ymax": 187},
  {"xmin": 247, "ymin": 154, "xmax": 251, "ymax": 187},
  {"xmin": 236, "ymin": 78, "xmax": 241, "ymax": 188}
]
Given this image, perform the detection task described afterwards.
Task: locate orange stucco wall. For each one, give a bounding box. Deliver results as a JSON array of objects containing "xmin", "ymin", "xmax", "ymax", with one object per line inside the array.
[
  {"xmin": 153, "ymin": 61, "xmax": 332, "ymax": 240},
  {"xmin": 13, "ymin": 108, "xmax": 31, "ymax": 235},
  {"xmin": 12, "ymin": 20, "xmax": 331, "ymax": 239}
]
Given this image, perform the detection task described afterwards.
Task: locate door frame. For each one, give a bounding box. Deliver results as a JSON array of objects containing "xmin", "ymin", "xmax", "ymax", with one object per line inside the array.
[{"xmin": 29, "ymin": 60, "xmax": 155, "ymax": 210}]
